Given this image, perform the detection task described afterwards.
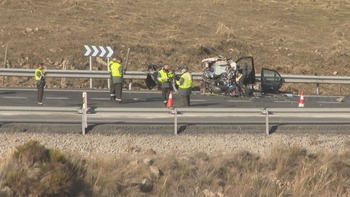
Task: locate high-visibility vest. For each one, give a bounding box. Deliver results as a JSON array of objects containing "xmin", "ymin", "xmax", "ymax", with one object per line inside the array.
[
  {"xmin": 158, "ymin": 69, "xmax": 174, "ymax": 83},
  {"xmin": 110, "ymin": 61, "xmax": 122, "ymax": 77},
  {"xmin": 178, "ymin": 72, "xmax": 192, "ymax": 89},
  {"xmin": 35, "ymin": 68, "xmax": 43, "ymax": 81}
]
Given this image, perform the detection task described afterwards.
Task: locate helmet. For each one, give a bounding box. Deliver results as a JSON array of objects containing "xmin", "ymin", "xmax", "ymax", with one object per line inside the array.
[{"xmin": 164, "ymin": 64, "xmax": 170, "ymax": 70}]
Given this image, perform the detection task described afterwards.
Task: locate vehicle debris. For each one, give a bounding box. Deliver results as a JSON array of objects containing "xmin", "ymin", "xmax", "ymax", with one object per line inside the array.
[
  {"xmin": 202, "ymin": 55, "xmax": 284, "ymax": 97},
  {"xmin": 145, "ymin": 56, "xmax": 284, "ymax": 96}
]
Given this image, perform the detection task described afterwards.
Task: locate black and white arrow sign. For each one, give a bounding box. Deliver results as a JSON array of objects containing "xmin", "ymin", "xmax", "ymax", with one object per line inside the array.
[{"xmin": 84, "ymin": 45, "xmax": 114, "ymax": 57}]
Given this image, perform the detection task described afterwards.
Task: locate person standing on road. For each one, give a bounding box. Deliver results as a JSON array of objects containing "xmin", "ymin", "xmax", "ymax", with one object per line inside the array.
[
  {"xmin": 157, "ymin": 64, "xmax": 174, "ymax": 105},
  {"xmin": 109, "ymin": 57, "xmax": 124, "ymax": 103},
  {"xmin": 176, "ymin": 66, "xmax": 193, "ymax": 107},
  {"xmin": 34, "ymin": 63, "xmax": 46, "ymax": 106}
]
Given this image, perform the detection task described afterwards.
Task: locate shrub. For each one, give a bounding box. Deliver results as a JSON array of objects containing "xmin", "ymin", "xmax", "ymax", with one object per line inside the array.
[{"xmin": 1, "ymin": 140, "xmax": 90, "ymax": 197}]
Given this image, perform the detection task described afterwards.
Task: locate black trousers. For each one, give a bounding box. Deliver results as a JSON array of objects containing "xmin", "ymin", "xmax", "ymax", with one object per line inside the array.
[
  {"xmin": 37, "ymin": 81, "xmax": 45, "ymax": 103},
  {"xmin": 180, "ymin": 94, "xmax": 190, "ymax": 107},
  {"xmin": 111, "ymin": 83, "xmax": 123, "ymax": 100},
  {"xmin": 161, "ymin": 88, "xmax": 171, "ymax": 102}
]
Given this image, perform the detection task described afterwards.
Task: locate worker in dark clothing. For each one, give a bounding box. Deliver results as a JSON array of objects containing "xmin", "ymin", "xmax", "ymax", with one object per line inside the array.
[
  {"xmin": 109, "ymin": 57, "xmax": 124, "ymax": 103},
  {"xmin": 34, "ymin": 63, "xmax": 46, "ymax": 105},
  {"xmin": 176, "ymin": 66, "xmax": 193, "ymax": 107},
  {"xmin": 157, "ymin": 64, "xmax": 174, "ymax": 105}
]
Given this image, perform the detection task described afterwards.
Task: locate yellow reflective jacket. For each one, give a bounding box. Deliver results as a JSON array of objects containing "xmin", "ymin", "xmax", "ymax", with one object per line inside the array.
[
  {"xmin": 177, "ymin": 72, "xmax": 192, "ymax": 89},
  {"xmin": 35, "ymin": 68, "xmax": 44, "ymax": 81},
  {"xmin": 110, "ymin": 61, "xmax": 122, "ymax": 77},
  {"xmin": 158, "ymin": 69, "xmax": 174, "ymax": 83}
]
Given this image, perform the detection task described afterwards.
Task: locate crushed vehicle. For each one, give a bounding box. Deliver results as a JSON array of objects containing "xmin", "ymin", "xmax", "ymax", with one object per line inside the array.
[
  {"xmin": 202, "ymin": 56, "xmax": 284, "ymax": 96},
  {"xmin": 145, "ymin": 56, "xmax": 284, "ymax": 95}
]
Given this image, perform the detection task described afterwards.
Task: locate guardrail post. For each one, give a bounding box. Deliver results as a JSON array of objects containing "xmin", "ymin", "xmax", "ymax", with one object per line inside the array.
[
  {"xmin": 107, "ymin": 57, "xmax": 110, "ymax": 89},
  {"xmin": 129, "ymin": 80, "xmax": 133, "ymax": 90},
  {"xmin": 3, "ymin": 45, "xmax": 8, "ymax": 68},
  {"xmin": 174, "ymin": 108, "xmax": 178, "ymax": 135},
  {"xmin": 89, "ymin": 56, "xmax": 93, "ymax": 89},
  {"xmin": 265, "ymin": 109, "xmax": 269, "ymax": 135},
  {"xmin": 82, "ymin": 91, "xmax": 88, "ymax": 135}
]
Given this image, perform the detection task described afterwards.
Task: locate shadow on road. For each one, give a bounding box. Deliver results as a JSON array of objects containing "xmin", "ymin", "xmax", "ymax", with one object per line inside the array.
[
  {"xmin": 0, "ymin": 91, "xmax": 16, "ymax": 95},
  {"xmin": 269, "ymin": 125, "xmax": 279, "ymax": 134},
  {"xmin": 189, "ymin": 103, "xmax": 219, "ymax": 107}
]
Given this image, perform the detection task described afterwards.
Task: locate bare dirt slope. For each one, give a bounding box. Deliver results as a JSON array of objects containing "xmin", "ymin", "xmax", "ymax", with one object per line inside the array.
[{"xmin": 1, "ymin": 0, "xmax": 350, "ymax": 93}]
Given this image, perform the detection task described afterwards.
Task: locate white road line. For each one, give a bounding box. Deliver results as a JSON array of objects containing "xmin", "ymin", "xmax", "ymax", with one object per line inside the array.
[
  {"xmin": 317, "ymin": 101, "xmax": 343, "ymax": 104},
  {"xmin": 3, "ymin": 96, "xmax": 27, "ymax": 99},
  {"xmin": 46, "ymin": 97, "xmax": 69, "ymax": 100},
  {"xmin": 90, "ymin": 98, "xmax": 109, "ymax": 100},
  {"xmin": 191, "ymin": 99, "xmax": 206, "ymax": 102},
  {"xmin": 132, "ymin": 98, "xmax": 146, "ymax": 101},
  {"xmin": 90, "ymin": 98, "xmax": 148, "ymax": 101},
  {"xmin": 226, "ymin": 100, "xmax": 252, "ymax": 102}
]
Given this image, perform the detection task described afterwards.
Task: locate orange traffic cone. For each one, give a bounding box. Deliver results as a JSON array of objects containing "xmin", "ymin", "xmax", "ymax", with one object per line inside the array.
[
  {"xmin": 298, "ymin": 90, "xmax": 305, "ymax": 107},
  {"xmin": 167, "ymin": 91, "xmax": 173, "ymax": 108}
]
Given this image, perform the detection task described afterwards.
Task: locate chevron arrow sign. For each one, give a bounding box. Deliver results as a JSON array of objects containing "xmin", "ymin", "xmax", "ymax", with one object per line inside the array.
[{"xmin": 84, "ymin": 45, "xmax": 114, "ymax": 57}]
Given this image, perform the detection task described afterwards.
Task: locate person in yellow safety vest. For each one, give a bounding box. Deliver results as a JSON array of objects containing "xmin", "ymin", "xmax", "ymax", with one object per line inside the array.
[
  {"xmin": 109, "ymin": 57, "xmax": 124, "ymax": 103},
  {"xmin": 176, "ymin": 66, "xmax": 193, "ymax": 107},
  {"xmin": 157, "ymin": 64, "xmax": 174, "ymax": 105},
  {"xmin": 34, "ymin": 63, "xmax": 46, "ymax": 106}
]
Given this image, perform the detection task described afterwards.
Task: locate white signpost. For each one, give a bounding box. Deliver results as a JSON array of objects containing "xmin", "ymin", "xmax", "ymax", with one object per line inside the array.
[{"xmin": 84, "ymin": 45, "xmax": 114, "ymax": 89}]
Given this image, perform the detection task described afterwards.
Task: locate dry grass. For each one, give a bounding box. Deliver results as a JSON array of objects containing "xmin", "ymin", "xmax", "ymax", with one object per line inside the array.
[
  {"xmin": 1, "ymin": 0, "xmax": 350, "ymax": 93},
  {"xmin": 1, "ymin": 141, "xmax": 350, "ymax": 196}
]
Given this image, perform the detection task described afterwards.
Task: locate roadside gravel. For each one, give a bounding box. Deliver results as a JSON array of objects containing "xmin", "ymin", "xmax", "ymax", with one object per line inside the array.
[{"xmin": 1, "ymin": 123, "xmax": 350, "ymax": 160}]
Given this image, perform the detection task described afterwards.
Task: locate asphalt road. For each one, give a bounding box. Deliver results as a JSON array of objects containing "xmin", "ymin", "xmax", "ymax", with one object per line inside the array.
[
  {"xmin": 0, "ymin": 88, "xmax": 348, "ymax": 108},
  {"xmin": 1, "ymin": 88, "xmax": 350, "ymax": 134}
]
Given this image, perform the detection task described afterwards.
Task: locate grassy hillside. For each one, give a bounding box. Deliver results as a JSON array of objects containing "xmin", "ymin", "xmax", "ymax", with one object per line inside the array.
[{"xmin": 0, "ymin": 0, "xmax": 350, "ymax": 93}]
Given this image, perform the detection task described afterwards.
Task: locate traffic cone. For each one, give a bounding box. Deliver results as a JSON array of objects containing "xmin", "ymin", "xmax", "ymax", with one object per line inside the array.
[
  {"xmin": 298, "ymin": 90, "xmax": 305, "ymax": 107},
  {"xmin": 167, "ymin": 91, "xmax": 173, "ymax": 108}
]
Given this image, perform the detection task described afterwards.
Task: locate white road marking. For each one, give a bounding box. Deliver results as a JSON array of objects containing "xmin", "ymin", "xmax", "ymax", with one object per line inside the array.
[
  {"xmin": 317, "ymin": 101, "xmax": 343, "ymax": 104},
  {"xmin": 46, "ymin": 97, "xmax": 69, "ymax": 100},
  {"xmin": 191, "ymin": 99, "xmax": 206, "ymax": 102},
  {"xmin": 132, "ymin": 98, "xmax": 146, "ymax": 101},
  {"xmin": 3, "ymin": 96, "xmax": 27, "ymax": 99},
  {"xmin": 226, "ymin": 100, "xmax": 252, "ymax": 102},
  {"xmin": 90, "ymin": 98, "xmax": 109, "ymax": 100},
  {"xmin": 90, "ymin": 98, "xmax": 149, "ymax": 101}
]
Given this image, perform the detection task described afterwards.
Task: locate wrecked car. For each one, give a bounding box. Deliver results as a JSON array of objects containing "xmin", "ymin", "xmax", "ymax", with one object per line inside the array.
[
  {"xmin": 202, "ymin": 56, "xmax": 284, "ymax": 96},
  {"xmin": 144, "ymin": 56, "xmax": 284, "ymax": 95}
]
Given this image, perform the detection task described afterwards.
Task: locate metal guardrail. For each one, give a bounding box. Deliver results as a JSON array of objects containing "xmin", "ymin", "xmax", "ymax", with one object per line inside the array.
[
  {"xmin": 1, "ymin": 106, "xmax": 350, "ymax": 135},
  {"xmin": 0, "ymin": 68, "xmax": 202, "ymax": 80},
  {"xmin": 1, "ymin": 68, "xmax": 350, "ymax": 84},
  {"xmin": 1, "ymin": 68, "xmax": 350, "ymax": 93}
]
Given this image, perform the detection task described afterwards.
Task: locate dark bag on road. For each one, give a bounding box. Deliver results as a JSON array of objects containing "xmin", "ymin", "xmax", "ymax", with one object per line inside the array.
[{"xmin": 145, "ymin": 73, "xmax": 157, "ymax": 90}]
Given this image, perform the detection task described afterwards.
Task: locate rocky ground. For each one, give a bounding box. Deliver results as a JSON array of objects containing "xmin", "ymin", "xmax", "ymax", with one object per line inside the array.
[{"xmin": 1, "ymin": 124, "xmax": 349, "ymax": 160}]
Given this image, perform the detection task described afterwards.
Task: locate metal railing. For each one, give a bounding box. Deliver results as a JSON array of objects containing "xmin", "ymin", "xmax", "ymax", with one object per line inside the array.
[
  {"xmin": 1, "ymin": 68, "xmax": 350, "ymax": 92},
  {"xmin": 1, "ymin": 106, "xmax": 350, "ymax": 135},
  {"xmin": 2, "ymin": 68, "xmax": 350, "ymax": 83}
]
